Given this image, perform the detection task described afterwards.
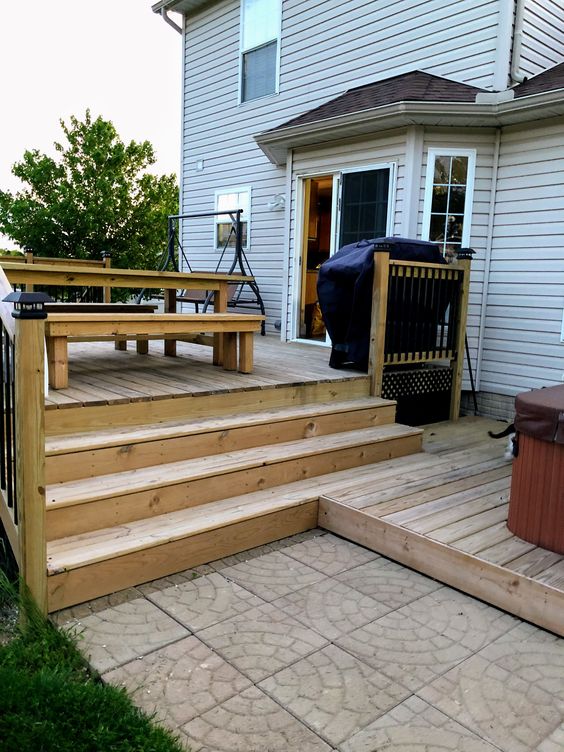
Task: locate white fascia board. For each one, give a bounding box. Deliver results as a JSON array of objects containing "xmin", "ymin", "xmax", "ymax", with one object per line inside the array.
[{"xmin": 255, "ymin": 91, "xmax": 564, "ymax": 165}]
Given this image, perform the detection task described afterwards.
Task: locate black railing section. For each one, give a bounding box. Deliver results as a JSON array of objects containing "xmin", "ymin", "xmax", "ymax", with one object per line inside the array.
[
  {"xmin": 0, "ymin": 319, "xmax": 16, "ymax": 524},
  {"xmin": 140, "ymin": 210, "xmax": 266, "ymax": 334},
  {"xmin": 28, "ymin": 284, "xmax": 103, "ymax": 304},
  {"xmin": 385, "ymin": 264, "xmax": 462, "ymax": 363}
]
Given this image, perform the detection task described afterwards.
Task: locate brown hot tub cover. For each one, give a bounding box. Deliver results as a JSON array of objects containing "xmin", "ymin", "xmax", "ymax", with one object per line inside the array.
[
  {"xmin": 514, "ymin": 383, "xmax": 564, "ymax": 444},
  {"xmin": 509, "ymin": 383, "xmax": 564, "ymax": 554}
]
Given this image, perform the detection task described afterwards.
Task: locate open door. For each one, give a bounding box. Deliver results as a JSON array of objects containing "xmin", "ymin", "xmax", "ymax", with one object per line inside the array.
[
  {"xmin": 295, "ymin": 165, "xmax": 393, "ymax": 343},
  {"xmin": 297, "ymin": 175, "xmax": 336, "ymax": 341}
]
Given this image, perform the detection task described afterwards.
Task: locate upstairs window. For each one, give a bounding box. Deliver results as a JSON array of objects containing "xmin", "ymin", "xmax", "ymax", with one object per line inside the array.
[
  {"xmin": 422, "ymin": 148, "xmax": 476, "ymax": 258},
  {"xmin": 241, "ymin": 0, "xmax": 280, "ymax": 102},
  {"xmin": 214, "ymin": 187, "xmax": 250, "ymax": 249}
]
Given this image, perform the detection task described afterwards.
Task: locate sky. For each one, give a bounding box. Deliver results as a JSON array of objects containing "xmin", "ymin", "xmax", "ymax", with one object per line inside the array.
[{"xmin": 0, "ymin": 0, "xmax": 182, "ymax": 248}]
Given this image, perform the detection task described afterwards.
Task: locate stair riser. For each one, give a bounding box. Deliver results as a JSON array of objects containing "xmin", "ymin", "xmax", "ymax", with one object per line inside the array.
[
  {"xmin": 47, "ymin": 502, "xmax": 319, "ymax": 612},
  {"xmin": 46, "ymin": 405, "xmax": 396, "ymax": 483},
  {"xmin": 45, "ymin": 377, "xmax": 371, "ymax": 436},
  {"xmin": 46, "ymin": 433, "xmax": 422, "ymax": 540}
]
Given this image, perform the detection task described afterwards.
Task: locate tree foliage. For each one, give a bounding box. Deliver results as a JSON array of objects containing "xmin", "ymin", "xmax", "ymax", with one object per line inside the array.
[{"xmin": 0, "ymin": 111, "xmax": 178, "ymax": 270}]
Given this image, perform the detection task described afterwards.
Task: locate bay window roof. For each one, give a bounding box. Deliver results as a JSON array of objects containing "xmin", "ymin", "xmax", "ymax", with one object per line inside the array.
[{"xmin": 255, "ymin": 68, "xmax": 564, "ymax": 165}]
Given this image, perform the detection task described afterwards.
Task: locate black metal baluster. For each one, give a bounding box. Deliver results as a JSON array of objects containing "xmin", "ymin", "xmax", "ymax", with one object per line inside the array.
[
  {"xmin": 4, "ymin": 332, "xmax": 13, "ymax": 516},
  {"xmin": 9, "ymin": 338, "xmax": 16, "ymax": 524},
  {"xmin": 0, "ymin": 324, "xmax": 5, "ymax": 493}
]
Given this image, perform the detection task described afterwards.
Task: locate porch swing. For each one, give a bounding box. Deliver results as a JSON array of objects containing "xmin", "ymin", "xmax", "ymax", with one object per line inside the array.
[{"xmin": 162, "ymin": 210, "xmax": 266, "ymax": 334}]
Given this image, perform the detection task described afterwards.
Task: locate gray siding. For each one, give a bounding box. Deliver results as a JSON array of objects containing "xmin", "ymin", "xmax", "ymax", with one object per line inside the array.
[
  {"xmin": 481, "ymin": 119, "xmax": 564, "ymax": 396},
  {"xmin": 180, "ymin": 0, "xmax": 502, "ymax": 328},
  {"xmin": 520, "ymin": 0, "xmax": 564, "ymax": 77}
]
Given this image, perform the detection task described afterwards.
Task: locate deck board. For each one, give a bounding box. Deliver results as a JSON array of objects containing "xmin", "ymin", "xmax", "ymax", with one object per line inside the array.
[
  {"xmin": 319, "ymin": 417, "xmax": 564, "ymax": 637},
  {"xmin": 45, "ymin": 335, "xmax": 362, "ymax": 409}
]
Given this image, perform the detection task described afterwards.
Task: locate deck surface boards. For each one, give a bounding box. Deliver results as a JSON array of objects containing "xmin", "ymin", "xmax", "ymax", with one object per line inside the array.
[
  {"xmin": 45, "ymin": 336, "xmax": 363, "ymax": 409},
  {"xmin": 322, "ymin": 416, "xmax": 564, "ymax": 637}
]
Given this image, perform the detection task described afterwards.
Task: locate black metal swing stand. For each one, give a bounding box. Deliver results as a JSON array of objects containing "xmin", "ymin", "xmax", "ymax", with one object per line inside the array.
[{"xmin": 155, "ymin": 210, "xmax": 266, "ymax": 335}]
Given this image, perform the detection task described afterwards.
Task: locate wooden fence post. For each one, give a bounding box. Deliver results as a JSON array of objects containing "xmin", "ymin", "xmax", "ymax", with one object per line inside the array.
[
  {"xmin": 368, "ymin": 251, "xmax": 390, "ymax": 397},
  {"xmin": 14, "ymin": 306, "xmax": 47, "ymax": 615},
  {"xmin": 449, "ymin": 256, "xmax": 472, "ymax": 421}
]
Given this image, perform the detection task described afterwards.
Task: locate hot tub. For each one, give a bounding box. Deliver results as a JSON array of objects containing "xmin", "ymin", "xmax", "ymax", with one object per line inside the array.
[{"xmin": 508, "ymin": 383, "xmax": 564, "ymax": 553}]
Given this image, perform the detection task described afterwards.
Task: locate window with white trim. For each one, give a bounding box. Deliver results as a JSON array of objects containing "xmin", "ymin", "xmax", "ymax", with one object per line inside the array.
[
  {"xmin": 214, "ymin": 187, "xmax": 250, "ymax": 249},
  {"xmin": 241, "ymin": 0, "xmax": 280, "ymax": 102},
  {"xmin": 422, "ymin": 149, "xmax": 476, "ymax": 258}
]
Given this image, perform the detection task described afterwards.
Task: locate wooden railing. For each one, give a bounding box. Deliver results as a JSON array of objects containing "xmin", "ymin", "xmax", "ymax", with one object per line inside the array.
[
  {"xmin": 369, "ymin": 250, "xmax": 472, "ymax": 421},
  {"xmin": 0, "ymin": 297, "xmax": 47, "ymax": 613},
  {"xmin": 0, "ymin": 252, "xmax": 112, "ymax": 303}
]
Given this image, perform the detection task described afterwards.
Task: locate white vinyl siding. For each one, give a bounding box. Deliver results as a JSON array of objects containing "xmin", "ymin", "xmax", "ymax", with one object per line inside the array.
[
  {"xmin": 180, "ymin": 0, "xmax": 502, "ymax": 329},
  {"xmin": 480, "ymin": 119, "xmax": 564, "ymax": 396},
  {"xmin": 519, "ymin": 0, "xmax": 564, "ymax": 78}
]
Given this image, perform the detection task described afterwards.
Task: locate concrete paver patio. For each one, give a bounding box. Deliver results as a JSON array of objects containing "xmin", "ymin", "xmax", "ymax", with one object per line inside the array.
[{"xmin": 53, "ymin": 530, "xmax": 564, "ymax": 752}]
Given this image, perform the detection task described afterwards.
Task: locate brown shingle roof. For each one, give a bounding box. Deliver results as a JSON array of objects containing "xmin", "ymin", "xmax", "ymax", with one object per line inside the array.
[
  {"xmin": 270, "ymin": 71, "xmax": 486, "ymax": 131},
  {"xmin": 513, "ymin": 61, "xmax": 564, "ymax": 97}
]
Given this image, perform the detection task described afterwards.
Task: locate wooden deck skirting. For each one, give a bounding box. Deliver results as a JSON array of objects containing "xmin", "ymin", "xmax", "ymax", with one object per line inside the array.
[{"xmin": 316, "ymin": 419, "xmax": 564, "ymax": 638}]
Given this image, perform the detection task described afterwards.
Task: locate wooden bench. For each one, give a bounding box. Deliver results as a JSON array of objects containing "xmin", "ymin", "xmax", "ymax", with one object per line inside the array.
[
  {"xmin": 44, "ymin": 302, "xmax": 159, "ymax": 353},
  {"xmin": 44, "ymin": 313, "xmax": 265, "ymax": 389}
]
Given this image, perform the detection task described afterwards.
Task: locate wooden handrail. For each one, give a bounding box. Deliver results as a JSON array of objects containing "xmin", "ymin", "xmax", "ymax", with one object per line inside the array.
[
  {"xmin": 0, "ymin": 262, "xmax": 251, "ymax": 289},
  {"xmin": 0, "ymin": 254, "xmax": 106, "ymax": 267}
]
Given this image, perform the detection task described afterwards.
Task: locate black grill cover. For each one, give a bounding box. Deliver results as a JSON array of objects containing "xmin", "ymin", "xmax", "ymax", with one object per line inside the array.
[{"xmin": 317, "ymin": 237, "xmax": 445, "ymax": 370}]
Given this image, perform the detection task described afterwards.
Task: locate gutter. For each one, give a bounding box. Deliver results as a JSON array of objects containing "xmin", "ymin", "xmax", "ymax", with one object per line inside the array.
[
  {"xmin": 475, "ymin": 127, "xmax": 501, "ymax": 391},
  {"xmin": 511, "ymin": 0, "xmax": 526, "ymax": 83},
  {"xmin": 158, "ymin": 7, "xmax": 182, "ymax": 34},
  {"xmin": 256, "ymin": 88, "xmax": 564, "ymax": 164}
]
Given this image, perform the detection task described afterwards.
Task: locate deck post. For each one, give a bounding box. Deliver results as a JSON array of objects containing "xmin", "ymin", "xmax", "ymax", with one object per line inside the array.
[
  {"xmin": 213, "ymin": 281, "xmax": 228, "ymax": 366},
  {"xmin": 368, "ymin": 250, "xmax": 390, "ymax": 397},
  {"xmin": 24, "ymin": 251, "xmax": 34, "ymax": 292},
  {"xmin": 102, "ymin": 252, "xmax": 112, "ymax": 304},
  {"xmin": 14, "ymin": 306, "xmax": 47, "ymax": 615},
  {"xmin": 449, "ymin": 254, "xmax": 472, "ymax": 421},
  {"xmin": 164, "ymin": 288, "xmax": 177, "ymax": 357}
]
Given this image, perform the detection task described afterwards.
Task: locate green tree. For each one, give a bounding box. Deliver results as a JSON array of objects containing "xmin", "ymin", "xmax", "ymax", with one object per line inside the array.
[{"xmin": 0, "ymin": 111, "xmax": 178, "ymax": 270}]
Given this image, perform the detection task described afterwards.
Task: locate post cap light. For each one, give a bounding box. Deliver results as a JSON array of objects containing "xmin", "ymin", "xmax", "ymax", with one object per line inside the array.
[
  {"xmin": 456, "ymin": 247, "xmax": 476, "ymax": 260},
  {"xmin": 3, "ymin": 291, "xmax": 53, "ymax": 319}
]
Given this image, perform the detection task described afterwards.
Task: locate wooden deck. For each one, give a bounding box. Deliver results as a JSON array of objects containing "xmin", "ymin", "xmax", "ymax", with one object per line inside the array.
[
  {"xmin": 45, "ymin": 334, "xmax": 365, "ymax": 410},
  {"xmin": 319, "ymin": 416, "xmax": 564, "ymax": 637},
  {"xmin": 38, "ymin": 336, "xmax": 564, "ymax": 632}
]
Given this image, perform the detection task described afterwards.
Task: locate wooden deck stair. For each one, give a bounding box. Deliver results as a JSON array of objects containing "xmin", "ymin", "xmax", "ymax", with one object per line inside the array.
[{"xmin": 45, "ymin": 396, "xmax": 422, "ymax": 611}]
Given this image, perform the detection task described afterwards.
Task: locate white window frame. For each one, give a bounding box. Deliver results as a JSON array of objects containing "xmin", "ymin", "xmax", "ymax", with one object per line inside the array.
[
  {"xmin": 213, "ymin": 185, "xmax": 251, "ymax": 251},
  {"xmin": 421, "ymin": 147, "xmax": 476, "ymax": 252},
  {"xmin": 238, "ymin": 0, "xmax": 282, "ymax": 105}
]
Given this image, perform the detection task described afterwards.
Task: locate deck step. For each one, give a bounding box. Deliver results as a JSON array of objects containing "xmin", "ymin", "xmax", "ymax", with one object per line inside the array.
[
  {"xmin": 45, "ymin": 397, "xmax": 396, "ymax": 482},
  {"xmin": 46, "ymin": 423, "xmax": 423, "ymax": 540},
  {"xmin": 45, "ymin": 374, "xmax": 371, "ymax": 436},
  {"xmin": 47, "ymin": 457, "xmax": 419, "ymax": 611}
]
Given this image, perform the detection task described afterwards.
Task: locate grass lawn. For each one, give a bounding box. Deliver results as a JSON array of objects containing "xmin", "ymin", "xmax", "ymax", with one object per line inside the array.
[{"xmin": 0, "ymin": 574, "xmax": 187, "ymax": 752}]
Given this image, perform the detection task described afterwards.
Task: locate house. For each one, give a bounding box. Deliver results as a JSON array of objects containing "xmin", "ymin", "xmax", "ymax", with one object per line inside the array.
[{"xmin": 152, "ymin": 0, "xmax": 564, "ymax": 421}]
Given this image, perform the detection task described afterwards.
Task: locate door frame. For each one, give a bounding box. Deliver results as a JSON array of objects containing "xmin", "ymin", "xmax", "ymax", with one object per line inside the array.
[{"xmin": 290, "ymin": 162, "xmax": 397, "ymax": 345}]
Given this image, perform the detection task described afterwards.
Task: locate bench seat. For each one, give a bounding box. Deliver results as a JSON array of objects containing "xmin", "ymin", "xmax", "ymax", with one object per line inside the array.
[{"xmin": 45, "ymin": 313, "xmax": 265, "ymax": 389}]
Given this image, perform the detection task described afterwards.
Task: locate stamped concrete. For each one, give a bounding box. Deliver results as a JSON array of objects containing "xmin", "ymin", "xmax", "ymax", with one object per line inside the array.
[{"xmin": 55, "ymin": 530, "xmax": 564, "ymax": 752}]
